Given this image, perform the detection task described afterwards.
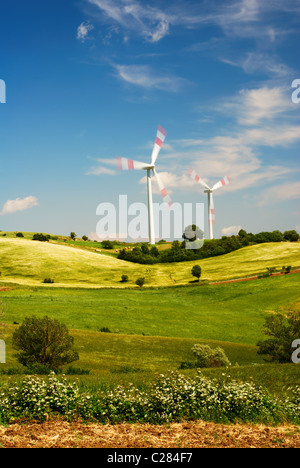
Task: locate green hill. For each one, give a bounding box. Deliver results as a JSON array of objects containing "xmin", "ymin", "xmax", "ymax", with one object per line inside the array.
[{"xmin": 0, "ymin": 236, "xmax": 299, "ymax": 287}]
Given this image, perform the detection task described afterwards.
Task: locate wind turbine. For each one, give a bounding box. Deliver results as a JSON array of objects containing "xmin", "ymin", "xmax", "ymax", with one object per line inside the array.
[
  {"xmin": 188, "ymin": 168, "xmax": 231, "ymax": 240},
  {"xmin": 116, "ymin": 125, "xmax": 172, "ymax": 245}
]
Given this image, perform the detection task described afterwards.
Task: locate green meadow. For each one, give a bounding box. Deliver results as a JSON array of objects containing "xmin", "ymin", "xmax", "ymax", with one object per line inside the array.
[{"xmin": 0, "ymin": 235, "xmax": 300, "ymax": 398}]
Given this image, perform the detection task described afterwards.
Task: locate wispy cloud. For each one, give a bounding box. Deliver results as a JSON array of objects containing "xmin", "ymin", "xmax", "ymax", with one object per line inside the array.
[
  {"xmin": 0, "ymin": 196, "xmax": 39, "ymax": 216},
  {"xmin": 217, "ymin": 86, "xmax": 295, "ymax": 126},
  {"xmin": 87, "ymin": 0, "xmax": 171, "ymax": 43},
  {"xmin": 77, "ymin": 21, "xmax": 94, "ymax": 42},
  {"xmin": 112, "ymin": 63, "xmax": 189, "ymax": 92},
  {"xmin": 258, "ymin": 181, "xmax": 300, "ymax": 206}
]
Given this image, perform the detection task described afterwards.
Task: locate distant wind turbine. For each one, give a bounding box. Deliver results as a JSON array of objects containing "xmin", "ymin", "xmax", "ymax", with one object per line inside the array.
[
  {"xmin": 188, "ymin": 169, "xmax": 231, "ymax": 239},
  {"xmin": 116, "ymin": 126, "xmax": 172, "ymax": 244}
]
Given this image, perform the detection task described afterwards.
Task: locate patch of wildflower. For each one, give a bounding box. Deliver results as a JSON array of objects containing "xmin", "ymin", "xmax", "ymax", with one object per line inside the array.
[
  {"xmin": 0, "ymin": 372, "xmax": 93, "ymax": 423},
  {"xmin": 0, "ymin": 370, "xmax": 299, "ymax": 425}
]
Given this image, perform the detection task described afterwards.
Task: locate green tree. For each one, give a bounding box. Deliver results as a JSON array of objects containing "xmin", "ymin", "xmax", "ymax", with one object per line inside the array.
[
  {"xmin": 70, "ymin": 232, "xmax": 77, "ymax": 240},
  {"xmin": 257, "ymin": 311, "xmax": 300, "ymax": 363},
  {"xmin": 136, "ymin": 277, "xmax": 145, "ymax": 288},
  {"xmin": 191, "ymin": 265, "xmax": 202, "ymax": 281},
  {"xmin": 283, "ymin": 230, "xmax": 300, "ymax": 242},
  {"xmin": 12, "ymin": 316, "xmax": 79, "ymax": 370}
]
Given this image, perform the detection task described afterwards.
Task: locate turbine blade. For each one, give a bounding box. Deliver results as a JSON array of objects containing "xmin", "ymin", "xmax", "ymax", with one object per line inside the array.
[
  {"xmin": 116, "ymin": 157, "xmax": 151, "ymax": 171},
  {"xmin": 188, "ymin": 168, "xmax": 211, "ymax": 190},
  {"xmin": 151, "ymin": 125, "xmax": 167, "ymax": 166},
  {"xmin": 153, "ymin": 168, "xmax": 172, "ymax": 207},
  {"xmin": 212, "ymin": 175, "xmax": 231, "ymax": 191}
]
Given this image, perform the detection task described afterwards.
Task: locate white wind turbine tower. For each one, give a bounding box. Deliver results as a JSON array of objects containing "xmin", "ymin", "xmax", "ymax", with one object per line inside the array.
[
  {"xmin": 116, "ymin": 125, "xmax": 172, "ymax": 245},
  {"xmin": 188, "ymin": 168, "xmax": 231, "ymax": 240}
]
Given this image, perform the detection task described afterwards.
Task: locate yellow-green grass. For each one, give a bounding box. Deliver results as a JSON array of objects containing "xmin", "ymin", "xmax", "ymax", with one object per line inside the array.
[{"xmin": 0, "ymin": 237, "xmax": 299, "ymax": 288}]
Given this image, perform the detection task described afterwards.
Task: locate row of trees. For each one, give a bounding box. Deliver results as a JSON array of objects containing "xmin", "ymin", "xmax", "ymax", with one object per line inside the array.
[{"xmin": 117, "ymin": 229, "xmax": 299, "ymax": 265}]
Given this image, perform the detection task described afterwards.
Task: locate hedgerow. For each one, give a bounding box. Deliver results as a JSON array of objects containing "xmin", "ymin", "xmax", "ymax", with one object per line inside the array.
[{"xmin": 0, "ymin": 371, "xmax": 299, "ymax": 425}]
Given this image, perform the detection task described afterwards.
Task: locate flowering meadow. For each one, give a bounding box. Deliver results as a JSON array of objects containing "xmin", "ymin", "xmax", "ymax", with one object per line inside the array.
[{"xmin": 0, "ymin": 371, "xmax": 299, "ymax": 426}]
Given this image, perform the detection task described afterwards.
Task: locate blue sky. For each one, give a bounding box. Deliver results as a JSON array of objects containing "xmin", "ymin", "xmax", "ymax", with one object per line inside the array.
[{"xmin": 0, "ymin": 0, "xmax": 299, "ymax": 241}]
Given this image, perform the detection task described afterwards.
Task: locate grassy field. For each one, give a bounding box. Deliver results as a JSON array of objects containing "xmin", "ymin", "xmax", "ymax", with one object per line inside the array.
[
  {"xmin": 0, "ymin": 236, "xmax": 299, "ymax": 287},
  {"xmin": 0, "ymin": 235, "xmax": 300, "ymax": 402}
]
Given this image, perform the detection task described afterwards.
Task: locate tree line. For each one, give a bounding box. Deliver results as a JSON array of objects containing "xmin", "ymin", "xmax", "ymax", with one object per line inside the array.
[{"xmin": 117, "ymin": 229, "xmax": 300, "ymax": 265}]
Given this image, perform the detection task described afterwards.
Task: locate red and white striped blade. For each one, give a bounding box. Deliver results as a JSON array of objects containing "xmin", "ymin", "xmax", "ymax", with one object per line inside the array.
[
  {"xmin": 209, "ymin": 194, "xmax": 216, "ymax": 225},
  {"xmin": 153, "ymin": 168, "xmax": 172, "ymax": 208},
  {"xmin": 188, "ymin": 168, "xmax": 211, "ymax": 190},
  {"xmin": 151, "ymin": 125, "xmax": 167, "ymax": 166},
  {"xmin": 212, "ymin": 175, "xmax": 231, "ymax": 191},
  {"xmin": 116, "ymin": 157, "xmax": 151, "ymax": 171}
]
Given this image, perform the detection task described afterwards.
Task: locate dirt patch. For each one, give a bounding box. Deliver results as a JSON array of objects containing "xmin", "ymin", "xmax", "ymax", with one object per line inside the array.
[
  {"xmin": 0, "ymin": 420, "xmax": 299, "ymax": 448},
  {"xmin": 0, "ymin": 288, "xmax": 11, "ymax": 292},
  {"xmin": 209, "ymin": 269, "xmax": 300, "ymax": 285}
]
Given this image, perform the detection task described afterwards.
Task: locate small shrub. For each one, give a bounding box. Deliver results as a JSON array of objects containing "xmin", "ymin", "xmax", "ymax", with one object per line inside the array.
[
  {"xmin": 192, "ymin": 344, "xmax": 231, "ymax": 368},
  {"xmin": 32, "ymin": 233, "xmax": 50, "ymax": 242},
  {"xmin": 191, "ymin": 265, "xmax": 202, "ymax": 281},
  {"xmin": 136, "ymin": 277, "xmax": 145, "ymax": 288},
  {"xmin": 16, "ymin": 232, "xmax": 24, "ymax": 237},
  {"xmin": 121, "ymin": 274, "xmax": 129, "ymax": 283},
  {"xmin": 99, "ymin": 327, "xmax": 111, "ymax": 333},
  {"xmin": 43, "ymin": 278, "xmax": 54, "ymax": 284}
]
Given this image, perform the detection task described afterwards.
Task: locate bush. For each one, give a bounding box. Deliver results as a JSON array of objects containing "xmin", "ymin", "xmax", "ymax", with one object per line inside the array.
[
  {"xmin": 102, "ymin": 240, "xmax": 114, "ymax": 249},
  {"xmin": 191, "ymin": 265, "xmax": 202, "ymax": 281},
  {"xmin": 16, "ymin": 232, "xmax": 24, "ymax": 237},
  {"xmin": 43, "ymin": 278, "xmax": 54, "ymax": 284},
  {"xmin": 136, "ymin": 277, "xmax": 145, "ymax": 288},
  {"xmin": 192, "ymin": 344, "xmax": 231, "ymax": 368},
  {"xmin": 121, "ymin": 274, "xmax": 129, "ymax": 283},
  {"xmin": 32, "ymin": 233, "xmax": 50, "ymax": 242}
]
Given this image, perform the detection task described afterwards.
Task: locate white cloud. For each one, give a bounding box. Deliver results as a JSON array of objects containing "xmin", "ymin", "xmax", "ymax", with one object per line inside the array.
[
  {"xmin": 112, "ymin": 63, "xmax": 188, "ymax": 92},
  {"xmin": 0, "ymin": 196, "xmax": 39, "ymax": 216},
  {"xmin": 219, "ymin": 86, "xmax": 294, "ymax": 126},
  {"xmin": 77, "ymin": 22, "xmax": 94, "ymax": 42},
  {"xmin": 221, "ymin": 225, "xmax": 242, "ymax": 236},
  {"xmin": 88, "ymin": 0, "xmax": 170, "ymax": 43}
]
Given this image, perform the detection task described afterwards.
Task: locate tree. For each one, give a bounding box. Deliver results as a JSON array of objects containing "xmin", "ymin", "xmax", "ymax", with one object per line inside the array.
[
  {"xmin": 121, "ymin": 274, "xmax": 128, "ymax": 283},
  {"xmin": 82, "ymin": 235, "xmax": 88, "ymax": 241},
  {"xmin": 12, "ymin": 316, "xmax": 79, "ymax": 370},
  {"xmin": 136, "ymin": 277, "xmax": 145, "ymax": 288},
  {"xmin": 283, "ymin": 230, "xmax": 300, "ymax": 242},
  {"xmin": 191, "ymin": 265, "xmax": 202, "ymax": 281},
  {"xmin": 257, "ymin": 311, "xmax": 300, "ymax": 363},
  {"xmin": 70, "ymin": 232, "xmax": 77, "ymax": 240}
]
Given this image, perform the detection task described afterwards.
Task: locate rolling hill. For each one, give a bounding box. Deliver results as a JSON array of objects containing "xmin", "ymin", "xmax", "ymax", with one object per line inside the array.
[{"xmin": 0, "ymin": 236, "xmax": 299, "ymax": 287}]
